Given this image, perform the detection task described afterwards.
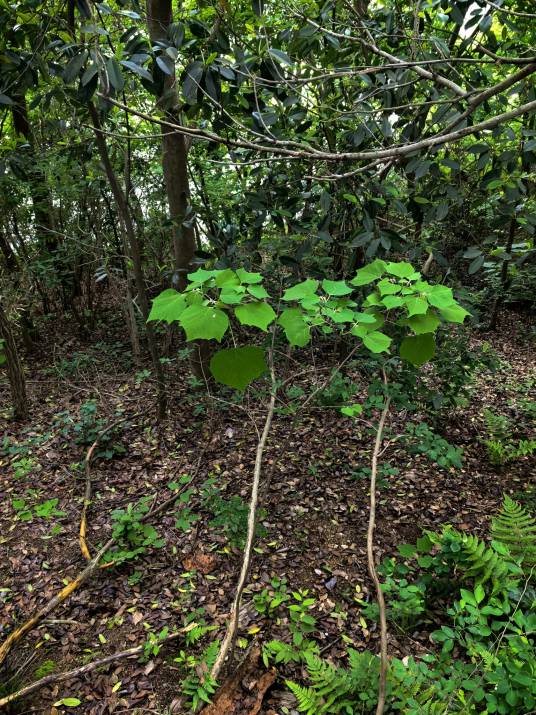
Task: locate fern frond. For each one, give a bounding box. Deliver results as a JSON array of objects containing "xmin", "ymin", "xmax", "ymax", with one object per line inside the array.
[
  {"xmin": 492, "ymin": 495, "xmax": 536, "ymax": 572},
  {"xmin": 286, "ymin": 681, "xmax": 318, "ymax": 715},
  {"xmin": 441, "ymin": 528, "xmax": 516, "ymax": 587}
]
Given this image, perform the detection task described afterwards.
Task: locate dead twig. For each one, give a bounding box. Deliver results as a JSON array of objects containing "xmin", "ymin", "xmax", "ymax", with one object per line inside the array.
[
  {"xmin": 210, "ymin": 348, "xmax": 277, "ymax": 681},
  {"xmin": 0, "ymin": 629, "xmax": 189, "ymax": 708},
  {"xmin": 80, "ymin": 412, "xmax": 143, "ymax": 562},
  {"xmin": 367, "ymin": 379, "xmax": 391, "ymax": 715}
]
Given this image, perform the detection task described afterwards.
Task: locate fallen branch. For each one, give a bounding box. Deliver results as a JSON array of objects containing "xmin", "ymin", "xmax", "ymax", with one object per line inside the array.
[
  {"xmin": 210, "ymin": 351, "xmax": 277, "ymax": 680},
  {"xmin": 0, "ymin": 539, "xmax": 114, "ymax": 669},
  {"xmin": 80, "ymin": 412, "xmax": 143, "ymax": 562},
  {"xmin": 367, "ymin": 387, "xmax": 391, "ymax": 715},
  {"xmin": 0, "ymin": 474, "xmax": 200, "ymax": 669},
  {"xmin": 0, "ymin": 629, "xmax": 189, "ymax": 709}
]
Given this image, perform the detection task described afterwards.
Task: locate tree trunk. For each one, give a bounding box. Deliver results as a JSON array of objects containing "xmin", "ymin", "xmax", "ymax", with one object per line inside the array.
[
  {"xmin": 146, "ymin": 0, "xmax": 196, "ymax": 290},
  {"xmin": 0, "ymin": 301, "xmax": 29, "ymax": 420},
  {"xmin": 12, "ymin": 93, "xmax": 57, "ymax": 253},
  {"xmin": 88, "ymin": 102, "xmax": 167, "ymax": 419},
  {"xmin": 489, "ymin": 215, "xmax": 516, "ymax": 331}
]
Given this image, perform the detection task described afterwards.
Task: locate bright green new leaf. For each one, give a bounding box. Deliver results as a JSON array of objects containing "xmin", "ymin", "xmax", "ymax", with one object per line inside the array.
[
  {"xmin": 427, "ymin": 284, "xmax": 454, "ymax": 309},
  {"xmin": 382, "ymin": 295, "xmax": 404, "ymax": 309},
  {"xmin": 209, "ymin": 346, "xmax": 267, "ymax": 390},
  {"xmin": 247, "ymin": 284, "xmax": 269, "ymax": 299},
  {"xmin": 236, "ymin": 268, "xmax": 263, "ymax": 284},
  {"xmin": 400, "ymin": 333, "xmax": 436, "ymax": 366},
  {"xmin": 377, "ymin": 279, "xmax": 402, "ymax": 295},
  {"xmin": 278, "ymin": 308, "xmax": 310, "ymax": 347},
  {"xmin": 180, "ymin": 305, "xmax": 229, "ymax": 342},
  {"xmin": 439, "ymin": 304, "xmax": 470, "ymax": 323},
  {"xmin": 341, "ymin": 403, "xmax": 363, "ymax": 417},
  {"xmin": 351, "ymin": 259, "xmax": 386, "ymax": 286},
  {"xmin": 322, "ymin": 307, "xmax": 355, "ymax": 323},
  {"xmin": 322, "ymin": 279, "xmax": 352, "ymax": 296},
  {"xmin": 362, "ymin": 331, "xmax": 392, "ymax": 353},
  {"xmin": 53, "ymin": 698, "xmax": 82, "ymax": 707},
  {"xmin": 215, "ymin": 269, "xmax": 240, "ymax": 288},
  {"xmin": 235, "ymin": 302, "xmax": 276, "ymax": 331},
  {"xmin": 187, "ymin": 268, "xmax": 219, "ymax": 283},
  {"xmin": 405, "ymin": 296, "xmax": 428, "ymax": 316},
  {"xmin": 282, "ymin": 279, "xmax": 319, "ymax": 301},
  {"xmin": 408, "ymin": 311, "xmax": 441, "ymax": 334},
  {"xmin": 147, "ymin": 289, "xmax": 186, "ymax": 324},
  {"xmin": 354, "ymin": 312, "xmax": 378, "ymax": 324},
  {"xmin": 385, "ymin": 261, "xmax": 416, "ymax": 278},
  {"xmin": 219, "ymin": 286, "xmax": 245, "ymax": 304}
]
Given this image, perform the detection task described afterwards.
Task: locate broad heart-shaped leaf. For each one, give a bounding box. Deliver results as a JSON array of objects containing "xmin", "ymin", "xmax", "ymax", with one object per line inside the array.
[
  {"xmin": 405, "ymin": 296, "xmax": 428, "ymax": 316},
  {"xmin": 385, "ymin": 261, "xmax": 417, "ymax": 279},
  {"xmin": 438, "ymin": 304, "xmax": 471, "ymax": 323},
  {"xmin": 351, "ymin": 259, "xmax": 386, "ymax": 286},
  {"xmin": 408, "ymin": 311, "xmax": 441, "ymax": 335},
  {"xmin": 278, "ymin": 308, "xmax": 310, "ymax": 347},
  {"xmin": 400, "ymin": 333, "xmax": 436, "ymax": 366},
  {"xmin": 282, "ymin": 279, "xmax": 319, "ymax": 301},
  {"xmin": 362, "ymin": 331, "xmax": 392, "ymax": 354},
  {"xmin": 209, "ymin": 346, "xmax": 267, "ymax": 391},
  {"xmin": 235, "ymin": 302, "xmax": 276, "ymax": 331},
  {"xmin": 187, "ymin": 268, "xmax": 219, "ymax": 284},
  {"xmin": 179, "ymin": 304, "xmax": 229, "ymax": 342},
  {"xmin": 215, "ymin": 269, "xmax": 239, "ymax": 288},
  {"xmin": 219, "ymin": 286, "xmax": 245, "ymax": 305},
  {"xmin": 236, "ymin": 268, "xmax": 263, "ymax": 284},
  {"xmin": 382, "ymin": 295, "xmax": 404, "ymax": 309},
  {"xmin": 427, "ymin": 284, "xmax": 454, "ymax": 309},
  {"xmin": 147, "ymin": 289, "xmax": 186, "ymax": 323},
  {"xmin": 322, "ymin": 279, "xmax": 352, "ymax": 296},
  {"xmin": 247, "ymin": 284, "xmax": 269, "ymax": 299},
  {"xmin": 322, "ymin": 307, "xmax": 355, "ymax": 324}
]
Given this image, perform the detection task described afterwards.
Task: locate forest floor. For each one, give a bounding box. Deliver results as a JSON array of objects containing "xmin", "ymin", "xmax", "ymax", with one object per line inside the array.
[{"xmin": 1, "ymin": 306, "xmax": 535, "ymax": 715}]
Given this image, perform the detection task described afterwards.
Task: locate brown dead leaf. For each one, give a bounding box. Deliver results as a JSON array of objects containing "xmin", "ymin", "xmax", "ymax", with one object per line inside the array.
[{"xmin": 183, "ymin": 551, "xmax": 218, "ymax": 575}]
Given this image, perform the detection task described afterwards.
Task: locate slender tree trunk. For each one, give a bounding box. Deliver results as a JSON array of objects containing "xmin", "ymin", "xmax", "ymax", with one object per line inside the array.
[
  {"xmin": 146, "ymin": 0, "xmax": 196, "ymax": 290},
  {"xmin": 12, "ymin": 93, "xmax": 57, "ymax": 253},
  {"xmin": 88, "ymin": 102, "xmax": 166, "ymax": 419},
  {"xmin": 489, "ymin": 215, "xmax": 516, "ymax": 331},
  {"xmin": 0, "ymin": 301, "xmax": 29, "ymax": 420},
  {"xmin": 0, "ymin": 228, "xmax": 18, "ymax": 272}
]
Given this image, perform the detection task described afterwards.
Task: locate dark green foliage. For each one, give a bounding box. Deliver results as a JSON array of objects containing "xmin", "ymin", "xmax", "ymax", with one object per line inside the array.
[
  {"xmin": 403, "ymin": 422, "xmax": 463, "ymax": 469},
  {"xmin": 286, "ymin": 649, "xmax": 379, "ymax": 715}
]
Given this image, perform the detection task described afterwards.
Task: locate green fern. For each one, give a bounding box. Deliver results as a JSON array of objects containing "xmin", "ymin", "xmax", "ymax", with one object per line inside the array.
[
  {"xmin": 437, "ymin": 527, "xmax": 522, "ymax": 590},
  {"xmin": 286, "ymin": 649, "xmax": 378, "ymax": 714},
  {"xmin": 491, "ymin": 495, "xmax": 536, "ymax": 572}
]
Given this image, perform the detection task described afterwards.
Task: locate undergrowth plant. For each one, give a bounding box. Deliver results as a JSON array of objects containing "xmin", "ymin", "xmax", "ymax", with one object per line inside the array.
[
  {"xmin": 273, "ymin": 495, "xmax": 536, "ymax": 715},
  {"xmin": 147, "ymin": 260, "xmax": 471, "ymax": 705},
  {"xmin": 482, "ymin": 408, "xmax": 536, "ymax": 466}
]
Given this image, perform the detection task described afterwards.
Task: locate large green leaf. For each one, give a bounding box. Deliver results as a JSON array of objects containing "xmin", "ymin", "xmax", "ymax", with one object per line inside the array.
[
  {"xmin": 408, "ymin": 311, "xmax": 441, "ymax": 334},
  {"xmin": 147, "ymin": 289, "xmax": 187, "ymax": 323},
  {"xmin": 180, "ymin": 305, "xmax": 229, "ymax": 342},
  {"xmin": 405, "ymin": 296, "xmax": 428, "ymax": 316},
  {"xmin": 209, "ymin": 346, "xmax": 267, "ymax": 390},
  {"xmin": 235, "ymin": 302, "xmax": 276, "ymax": 331},
  {"xmin": 427, "ymin": 285, "xmax": 454, "ymax": 309},
  {"xmin": 351, "ymin": 259, "xmax": 386, "ymax": 286},
  {"xmin": 236, "ymin": 268, "xmax": 263, "ymax": 284},
  {"xmin": 278, "ymin": 308, "xmax": 310, "ymax": 346},
  {"xmin": 385, "ymin": 261, "xmax": 418, "ymax": 279},
  {"xmin": 438, "ymin": 304, "xmax": 470, "ymax": 323},
  {"xmin": 282, "ymin": 279, "xmax": 319, "ymax": 301},
  {"xmin": 362, "ymin": 331, "xmax": 392, "ymax": 354},
  {"xmin": 322, "ymin": 279, "xmax": 352, "ymax": 296},
  {"xmin": 400, "ymin": 333, "xmax": 436, "ymax": 366}
]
